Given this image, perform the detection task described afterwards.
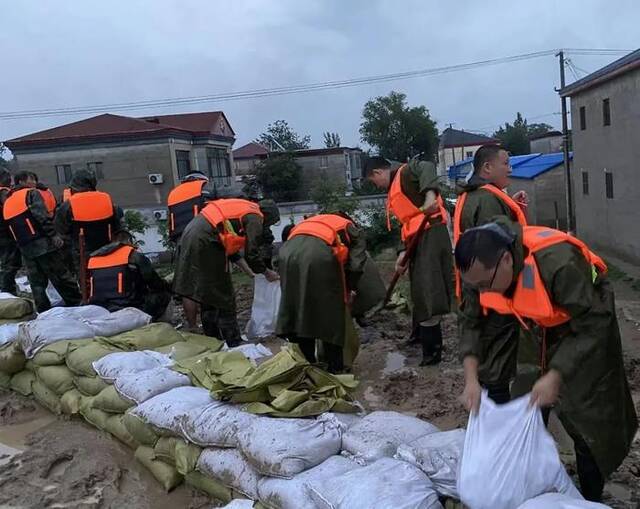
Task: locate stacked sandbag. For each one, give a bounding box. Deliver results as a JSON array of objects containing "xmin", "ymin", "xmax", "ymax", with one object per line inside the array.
[{"xmin": 0, "ymin": 293, "xmax": 34, "ymax": 390}]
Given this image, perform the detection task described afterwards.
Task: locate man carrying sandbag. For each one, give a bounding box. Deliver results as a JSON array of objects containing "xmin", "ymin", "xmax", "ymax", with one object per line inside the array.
[
  {"xmin": 86, "ymin": 229, "xmax": 171, "ymax": 320},
  {"xmin": 455, "ymin": 219, "xmax": 638, "ymax": 501},
  {"xmin": 173, "ymin": 195, "xmax": 278, "ymax": 346},
  {"xmin": 276, "ymin": 213, "xmax": 367, "ymax": 373}
]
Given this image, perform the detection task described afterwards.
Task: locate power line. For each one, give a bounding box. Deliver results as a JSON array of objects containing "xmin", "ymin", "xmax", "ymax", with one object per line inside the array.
[{"xmin": 0, "ymin": 48, "xmax": 631, "ymax": 121}]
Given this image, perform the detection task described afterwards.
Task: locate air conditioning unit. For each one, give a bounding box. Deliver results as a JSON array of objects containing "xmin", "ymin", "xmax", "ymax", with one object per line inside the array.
[
  {"xmin": 153, "ymin": 209, "xmax": 168, "ymax": 221},
  {"xmin": 148, "ymin": 173, "xmax": 164, "ymax": 184}
]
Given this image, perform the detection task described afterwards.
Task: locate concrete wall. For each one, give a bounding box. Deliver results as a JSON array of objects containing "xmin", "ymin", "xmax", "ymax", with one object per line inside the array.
[
  {"xmin": 569, "ymin": 67, "xmax": 640, "ymax": 262},
  {"xmin": 438, "ymin": 144, "xmax": 485, "ymax": 176},
  {"xmin": 530, "ymin": 135, "xmax": 563, "ymax": 154}
]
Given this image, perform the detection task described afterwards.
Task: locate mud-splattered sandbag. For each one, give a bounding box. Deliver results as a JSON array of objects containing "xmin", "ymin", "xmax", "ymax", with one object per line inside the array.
[
  {"xmin": 197, "ymin": 447, "xmax": 262, "ymax": 500},
  {"xmin": 93, "ymin": 350, "xmax": 172, "ymax": 383},
  {"xmin": 324, "ymin": 412, "xmax": 364, "ymax": 432},
  {"xmin": 396, "ymin": 429, "xmax": 466, "ymax": 499},
  {"xmin": 60, "ymin": 389, "xmax": 83, "ymax": 415},
  {"xmin": 123, "ymin": 412, "xmax": 159, "ymax": 447},
  {"xmin": 517, "ymin": 493, "xmax": 608, "ymax": 508},
  {"xmin": 104, "ymin": 414, "xmax": 139, "ymax": 449},
  {"xmin": 66, "ymin": 341, "xmax": 122, "ymax": 376},
  {"xmin": 10, "ymin": 369, "xmax": 36, "ymax": 396},
  {"xmin": 184, "ymin": 471, "xmax": 233, "ymax": 504},
  {"xmin": 135, "ymin": 445, "xmax": 183, "ymax": 492},
  {"xmin": 308, "ymin": 457, "xmax": 443, "ymax": 509},
  {"xmin": 238, "ymin": 415, "xmax": 342, "ymax": 478},
  {"xmin": 0, "ymin": 341, "xmax": 26, "ymax": 374},
  {"xmin": 0, "ymin": 293, "xmax": 33, "ymax": 319},
  {"xmin": 74, "ymin": 375, "xmax": 109, "ymax": 396},
  {"xmin": 257, "ymin": 455, "xmax": 360, "ymax": 509},
  {"xmin": 32, "ymin": 379, "xmax": 62, "ymax": 414},
  {"xmin": 179, "ymin": 402, "xmax": 255, "ymax": 448},
  {"xmin": 99, "ymin": 321, "xmax": 179, "ymax": 351},
  {"xmin": 114, "ymin": 366, "xmax": 190, "ymax": 405},
  {"xmin": 341, "ymin": 411, "xmax": 439, "ymax": 465},
  {"xmin": 130, "ymin": 386, "xmax": 213, "ymax": 435},
  {"xmin": 92, "ymin": 385, "xmax": 134, "ymax": 413},
  {"xmin": 35, "ymin": 364, "xmax": 75, "ymax": 395},
  {"xmin": 88, "ymin": 307, "xmax": 152, "ymax": 338},
  {"xmin": 32, "ymin": 338, "xmax": 94, "ymax": 366}
]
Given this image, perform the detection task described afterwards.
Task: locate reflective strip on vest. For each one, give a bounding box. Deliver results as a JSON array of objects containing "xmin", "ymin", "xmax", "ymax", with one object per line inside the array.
[
  {"xmin": 87, "ymin": 245, "xmax": 135, "ymax": 303},
  {"xmin": 2, "ymin": 189, "xmax": 43, "ymax": 246},
  {"xmin": 167, "ymin": 181, "xmax": 206, "ymax": 239},
  {"xmin": 200, "ymin": 199, "xmax": 264, "ymax": 256}
]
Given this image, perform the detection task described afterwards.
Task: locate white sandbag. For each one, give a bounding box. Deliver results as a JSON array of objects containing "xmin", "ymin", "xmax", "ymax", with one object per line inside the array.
[
  {"xmin": 0, "ymin": 323, "xmax": 21, "ymax": 347},
  {"xmin": 180, "ymin": 402, "xmax": 255, "ymax": 448},
  {"xmin": 395, "ymin": 428, "xmax": 465, "ymax": 499},
  {"xmin": 197, "ymin": 448, "xmax": 262, "ymax": 500},
  {"xmin": 37, "ymin": 305, "xmax": 110, "ymax": 321},
  {"xmin": 93, "ymin": 350, "xmax": 172, "ymax": 383},
  {"xmin": 324, "ymin": 412, "xmax": 363, "ymax": 432},
  {"xmin": 20, "ymin": 318, "xmax": 96, "ymax": 358},
  {"xmin": 238, "ymin": 415, "xmax": 342, "ymax": 478},
  {"xmin": 223, "ymin": 342, "xmax": 273, "ymax": 363},
  {"xmin": 130, "ymin": 386, "xmax": 213, "ymax": 435},
  {"xmin": 341, "ymin": 411, "xmax": 439, "ymax": 465},
  {"xmin": 257, "ymin": 455, "xmax": 360, "ymax": 509},
  {"xmin": 115, "ymin": 366, "xmax": 191, "ymax": 405},
  {"xmin": 220, "ymin": 500, "xmax": 255, "ymax": 509},
  {"xmin": 245, "ymin": 275, "xmax": 281, "ymax": 339},
  {"xmin": 308, "ymin": 457, "xmax": 443, "ymax": 509},
  {"xmin": 517, "ymin": 493, "xmax": 610, "ymax": 509},
  {"xmin": 88, "ymin": 307, "xmax": 151, "ymax": 337},
  {"xmin": 458, "ymin": 392, "xmax": 582, "ymax": 509}
]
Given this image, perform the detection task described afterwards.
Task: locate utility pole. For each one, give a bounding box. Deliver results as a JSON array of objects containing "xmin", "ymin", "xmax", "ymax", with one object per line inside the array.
[{"xmin": 557, "ymin": 50, "xmax": 574, "ymax": 233}]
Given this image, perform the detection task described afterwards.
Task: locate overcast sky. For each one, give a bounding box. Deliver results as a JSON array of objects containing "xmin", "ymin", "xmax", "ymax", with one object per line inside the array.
[{"xmin": 1, "ymin": 0, "xmax": 638, "ymax": 151}]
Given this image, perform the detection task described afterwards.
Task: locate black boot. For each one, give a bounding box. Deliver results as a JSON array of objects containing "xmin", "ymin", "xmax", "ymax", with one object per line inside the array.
[{"xmin": 420, "ymin": 323, "xmax": 443, "ymax": 366}]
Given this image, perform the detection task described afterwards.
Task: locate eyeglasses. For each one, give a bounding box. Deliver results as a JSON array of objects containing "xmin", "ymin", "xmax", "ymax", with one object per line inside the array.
[{"xmin": 467, "ymin": 251, "xmax": 505, "ymax": 291}]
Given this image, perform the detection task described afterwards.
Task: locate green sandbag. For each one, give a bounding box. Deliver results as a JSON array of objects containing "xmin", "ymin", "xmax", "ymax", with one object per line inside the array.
[
  {"xmin": 0, "ymin": 370, "xmax": 11, "ymax": 390},
  {"xmin": 104, "ymin": 414, "xmax": 139, "ymax": 449},
  {"xmin": 175, "ymin": 440, "xmax": 201, "ymax": 476},
  {"xmin": 32, "ymin": 379, "xmax": 62, "ymax": 414},
  {"xmin": 135, "ymin": 446, "xmax": 183, "ymax": 492},
  {"xmin": 100, "ymin": 323, "xmax": 183, "ymax": 351},
  {"xmin": 74, "ymin": 375, "xmax": 109, "ymax": 396},
  {"xmin": 24, "ymin": 360, "xmax": 36, "ymax": 371},
  {"xmin": 155, "ymin": 334, "xmax": 224, "ymax": 361},
  {"xmin": 35, "ymin": 365, "xmax": 75, "ymax": 395},
  {"xmin": 32, "ymin": 338, "xmax": 94, "ymax": 366},
  {"xmin": 153, "ymin": 437, "xmax": 178, "ymax": 465},
  {"xmin": 79, "ymin": 396, "xmax": 110, "ymax": 430},
  {"xmin": 60, "ymin": 389, "xmax": 83, "ymax": 415},
  {"xmin": 66, "ymin": 340, "xmax": 122, "ymax": 376},
  {"xmin": 0, "ymin": 297, "xmax": 33, "ymax": 319},
  {"xmin": 0, "ymin": 342, "xmax": 26, "ymax": 375},
  {"xmin": 123, "ymin": 412, "xmax": 159, "ymax": 447},
  {"xmin": 92, "ymin": 385, "xmax": 134, "ymax": 413},
  {"xmin": 184, "ymin": 471, "xmax": 232, "ymax": 503},
  {"xmin": 10, "ymin": 370, "xmax": 36, "ymax": 396}
]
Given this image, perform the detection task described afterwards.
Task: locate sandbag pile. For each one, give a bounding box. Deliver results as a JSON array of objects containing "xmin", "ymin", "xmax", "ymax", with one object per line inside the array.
[{"xmin": 0, "ymin": 293, "xmax": 34, "ymax": 390}]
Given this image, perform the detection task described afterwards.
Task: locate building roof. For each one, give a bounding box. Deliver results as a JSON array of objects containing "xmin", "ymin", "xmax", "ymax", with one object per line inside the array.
[
  {"xmin": 232, "ymin": 142, "xmax": 269, "ymax": 159},
  {"xmin": 529, "ymin": 130, "xmax": 562, "ymax": 141},
  {"xmin": 252, "ymin": 146, "xmax": 362, "ymax": 160},
  {"xmin": 439, "ymin": 127, "xmax": 498, "ymax": 148},
  {"xmin": 560, "ymin": 48, "xmax": 640, "ymax": 97},
  {"xmin": 448, "ymin": 152, "xmax": 571, "ymax": 181},
  {"xmin": 5, "ymin": 111, "xmax": 235, "ymax": 151}
]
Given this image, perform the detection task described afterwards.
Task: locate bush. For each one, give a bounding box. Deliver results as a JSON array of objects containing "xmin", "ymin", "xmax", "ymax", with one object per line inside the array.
[
  {"xmin": 310, "ymin": 177, "xmax": 358, "ymax": 216},
  {"xmin": 123, "ymin": 210, "xmax": 148, "ymax": 247},
  {"xmin": 359, "ymin": 204, "xmax": 400, "ymax": 254}
]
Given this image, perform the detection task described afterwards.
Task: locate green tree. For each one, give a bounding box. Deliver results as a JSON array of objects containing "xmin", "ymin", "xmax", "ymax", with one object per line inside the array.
[
  {"xmin": 359, "ymin": 91, "xmax": 439, "ymax": 162},
  {"xmin": 255, "ymin": 120, "xmax": 310, "ymax": 151},
  {"xmin": 323, "ymin": 132, "xmax": 341, "ymax": 148},
  {"xmin": 123, "ymin": 209, "xmax": 148, "ymax": 247},
  {"xmin": 493, "ymin": 113, "xmax": 554, "ymax": 155},
  {"xmin": 309, "ymin": 177, "xmax": 358, "ymax": 216},
  {"xmin": 255, "ymin": 152, "xmax": 302, "ymax": 202}
]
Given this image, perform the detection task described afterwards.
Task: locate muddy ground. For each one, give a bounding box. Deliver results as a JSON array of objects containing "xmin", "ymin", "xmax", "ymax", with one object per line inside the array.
[{"xmin": 0, "ymin": 260, "xmax": 639, "ymax": 508}]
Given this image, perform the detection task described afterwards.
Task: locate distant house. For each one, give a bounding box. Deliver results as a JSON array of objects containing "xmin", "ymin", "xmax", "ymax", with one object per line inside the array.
[
  {"xmin": 560, "ymin": 48, "xmax": 640, "ymax": 262},
  {"xmin": 232, "ymin": 142, "xmax": 269, "ymax": 177},
  {"xmin": 448, "ymin": 152, "xmax": 571, "ymax": 230},
  {"xmin": 437, "ymin": 127, "xmax": 499, "ymax": 177},
  {"xmin": 529, "ymin": 131, "xmax": 564, "ymax": 154}
]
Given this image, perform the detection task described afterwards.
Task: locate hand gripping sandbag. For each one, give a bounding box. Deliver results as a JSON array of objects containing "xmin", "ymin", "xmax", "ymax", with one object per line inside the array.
[
  {"xmin": 457, "ymin": 392, "xmax": 582, "ymax": 509},
  {"xmin": 93, "ymin": 350, "xmax": 173, "ymax": 383},
  {"xmin": 245, "ymin": 274, "xmax": 281, "ymax": 339},
  {"xmin": 517, "ymin": 493, "xmax": 611, "ymax": 508}
]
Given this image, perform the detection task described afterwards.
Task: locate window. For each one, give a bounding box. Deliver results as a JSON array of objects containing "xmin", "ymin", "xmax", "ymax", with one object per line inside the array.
[
  {"xmin": 605, "ymin": 171, "xmax": 614, "ymax": 199},
  {"xmin": 175, "ymin": 150, "xmax": 191, "ymax": 179},
  {"xmin": 355, "ymin": 155, "xmax": 361, "ymax": 169},
  {"xmin": 579, "ymin": 106, "xmax": 586, "ymax": 130},
  {"xmin": 466, "ymin": 151, "xmax": 473, "ymax": 159},
  {"xmin": 207, "ymin": 148, "xmax": 231, "ymax": 187},
  {"xmin": 319, "ymin": 156, "xmax": 329, "ymax": 168},
  {"xmin": 87, "ymin": 161, "xmax": 104, "ymax": 179},
  {"xmin": 55, "ymin": 164, "xmax": 72, "ymax": 184},
  {"xmin": 602, "ymin": 98, "xmax": 611, "ymax": 126},
  {"xmin": 582, "ymin": 170, "xmax": 589, "ymax": 195}
]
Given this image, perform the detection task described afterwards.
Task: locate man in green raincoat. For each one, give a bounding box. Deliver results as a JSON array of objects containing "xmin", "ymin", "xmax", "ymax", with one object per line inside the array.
[
  {"xmin": 365, "ymin": 156, "xmax": 454, "ymax": 365},
  {"xmin": 455, "ymin": 219, "xmax": 638, "ymax": 502}
]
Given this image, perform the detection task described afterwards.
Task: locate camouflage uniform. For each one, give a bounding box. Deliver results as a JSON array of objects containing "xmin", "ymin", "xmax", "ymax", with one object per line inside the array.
[{"xmin": 0, "ymin": 187, "xmax": 21, "ymax": 294}]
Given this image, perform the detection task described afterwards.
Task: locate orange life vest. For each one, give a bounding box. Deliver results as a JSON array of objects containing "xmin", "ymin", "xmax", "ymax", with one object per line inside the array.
[
  {"xmin": 38, "ymin": 188, "xmax": 57, "ymax": 216},
  {"xmin": 87, "ymin": 245, "xmax": 135, "ymax": 304},
  {"xmin": 386, "ymin": 164, "xmax": 448, "ymax": 243},
  {"xmin": 200, "ymin": 199, "xmax": 264, "ymax": 256},
  {"xmin": 167, "ymin": 180, "xmax": 206, "ymax": 240},
  {"xmin": 2, "ymin": 188, "xmax": 44, "ymax": 246},
  {"xmin": 479, "ymin": 226, "xmax": 607, "ymax": 329},
  {"xmin": 62, "ymin": 188, "xmax": 72, "ymax": 202},
  {"xmin": 68, "ymin": 191, "xmax": 116, "ymax": 253},
  {"xmin": 289, "ymin": 214, "xmax": 353, "ymax": 266},
  {"xmin": 453, "ymin": 184, "xmax": 528, "ymax": 299}
]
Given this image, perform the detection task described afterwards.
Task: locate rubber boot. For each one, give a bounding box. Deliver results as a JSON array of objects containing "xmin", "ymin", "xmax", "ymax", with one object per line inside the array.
[
  {"xmin": 406, "ymin": 325, "xmax": 421, "ymax": 346},
  {"xmin": 419, "ymin": 323, "xmax": 443, "ymax": 366}
]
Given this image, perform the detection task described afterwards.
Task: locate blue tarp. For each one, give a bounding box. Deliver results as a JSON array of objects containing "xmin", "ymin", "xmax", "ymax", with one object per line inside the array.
[{"xmin": 448, "ymin": 152, "xmax": 572, "ymax": 181}]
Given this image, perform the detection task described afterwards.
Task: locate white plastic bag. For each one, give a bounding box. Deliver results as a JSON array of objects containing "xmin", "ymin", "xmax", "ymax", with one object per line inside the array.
[
  {"xmin": 245, "ymin": 275, "xmax": 280, "ymax": 339},
  {"xmin": 220, "ymin": 501, "xmax": 255, "ymax": 509},
  {"xmin": 257, "ymin": 455, "xmax": 360, "ymax": 509},
  {"xmin": 88, "ymin": 307, "xmax": 151, "ymax": 337},
  {"xmin": 93, "ymin": 350, "xmax": 173, "ymax": 383},
  {"xmin": 114, "ymin": 367, "xmax": 191, "ymax": 405},
  {"xmin": 308, "ymin": 457, "xmax": 443, "ymax": 509},
  {"xmin": 15, "ymin": 277, "xmax": 63, "ymax": 307},
  {"xmin": 197, "ymin": 447, "xmax": 262, "ymax": 499},
  {"xmin": 517, "ymin": 493, "xmax": 610, "ymax": 508},
  {"xmin": 458, "ymin": 392, "xmax": 582, "ymax": 509},
  {"xmin": 395, "ymin": 428, "xmax": 465, "ymax": 499},
  {"xmin": 224, "ymin": 342, "xmax": 273, "ymax": 363},
  {"xmin": 179, "ymin": 402, "xmax": 255, "ymax": 448},
  {"xmin": 238, "ymin": 415, "xmax": 342, "ymax": 478},
  {"xmin": 341, "ymin": 411, "xmax": 439, "ymax": 465}
]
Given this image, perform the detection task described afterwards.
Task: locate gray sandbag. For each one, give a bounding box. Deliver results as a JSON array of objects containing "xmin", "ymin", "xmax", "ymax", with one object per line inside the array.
[
  {"xmin": 92, "ymin": 350, "xmax": 172, "ymax": 383},
  {"xmin": 32, "ymin": 379, "xmax": 62, "ymax": 415},
  {"xmin": 184, "ymin": 471, "xmax": 233, "ymax": 504},
  {"xmin": 135, "ymin": 445, "xmax": 183, "ymax": 492},
  {"xmin": 123, "ymin": 412, "xmax": 160, "ymax": 447},
  {"xmin": 197, "ymin": 448, "xmax": 262, "ymax": 500},
  {"xmin": 74, "ymin": 375, "xmax": 109, "ymax": 396},
  {"xmin": 66, "ymin": 341, "xmax": 122, "ymax": 376},
  {"xmin": 104, "ymin": 414, "xmax": 139, "ymax": 449},
  {"xmin": 0, "ymin": 341, "xmax": 26, "ymax": 374},
  {"xmin": 114, "ymin": 366, "xmax": 190, "ymax": 405},
  {"xmin": 10, "ymin": 369, "xmax": 36, "ymax": 396},
  {"xmin": 35, "ymin": 364, "xmax": 75, "ymax": 395},
  {"xmin": 60, "ymin": 389, "xmax": 83, "ymax": 415},
  {"xmin": 92, "ymin": 385, "xmax": 134, "ymax": 413}
]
